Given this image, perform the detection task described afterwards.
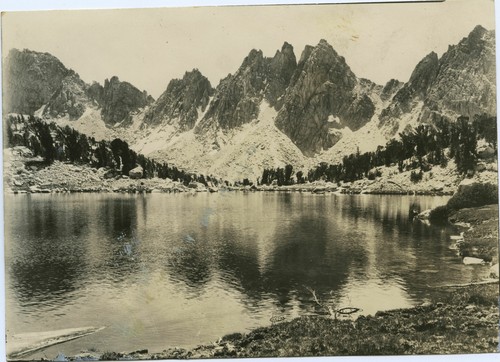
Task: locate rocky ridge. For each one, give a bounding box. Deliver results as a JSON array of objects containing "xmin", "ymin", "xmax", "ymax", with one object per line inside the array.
[
  {"xmin": 274, "ymin": 40, "xmax": 378, "ymax": 156},
  {"xmin": 3, "ymin": 49, "xmax": 74, "ymax": 115},
  {"xmin": 195, "ymin": 42, "xmax": 297, "ymax": 135},
  {"xmin": 379, "ymin": 25, "xmax": 496, "ymax": 136},
  {"xmin": 3, "ymin": 49, "xmax": 154, "ymax": 127},
  {"xmin": 142, "ymin": 69, "xmax": 213, "ymax": 131},
  {"xmin": 91, "ymin": 76, "xmax": 154, "ymax": 126},
  {"xmin": 3, "ymin": 25, "xmax": 496, "ymax": 182}
]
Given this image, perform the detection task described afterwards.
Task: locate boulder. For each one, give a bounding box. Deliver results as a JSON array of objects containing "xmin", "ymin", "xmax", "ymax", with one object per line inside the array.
[
  {"xmin": 432, "ymin": 184, "xmax": 444, "ymax": 192},
  {"xmin": 486, "ymin": 162, "xmax": 498, "ymax": 172},
  {"xmin": 29, "ymin": 185, "xmax": 41, "ymax": 193},
  {"xmin": 129, "ymin": 166, "xmax": 143, "ymax": 179},
  {"xmin": 477, "ymin": 144, "xmax": 496, "ymax": 159},
  {"xmin": 188, "ymin": 181, "xmax": 206, "ymax": 190},
  {"xmin": 462, "ymin": 257, "xmax": 485, "ymax": 265},
  {"xmin": 312, "ymin": 187, "xmax": 326, "ymax": 194},
  {"xmin": 103, "ymin": 169, "xmax": 120, "ymax": 179},
  {"xmin": 367, "ymin": 168, "xmax": 382, "ymax": 180},
  {"xmin": 12, "ymin": 146, "xmax": 34, "ymax": 158}
]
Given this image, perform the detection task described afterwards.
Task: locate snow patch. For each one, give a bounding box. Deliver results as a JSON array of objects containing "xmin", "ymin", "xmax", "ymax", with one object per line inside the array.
[
  {"xmin": 139, "ymin": 100, "xmax": 306, "ymax": 182},
  {"xmin": 315, "ymin": 114, "xmax": 386, "ymax": 166},
  {"xmin": 52, "ymin": 106, "xmax": 117, "ymax": 141}
]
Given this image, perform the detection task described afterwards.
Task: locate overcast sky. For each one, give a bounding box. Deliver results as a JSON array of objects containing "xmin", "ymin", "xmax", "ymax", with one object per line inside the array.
[{"xmin": 1, "ymin": 0, "xmax": 495, "ymax": 98}]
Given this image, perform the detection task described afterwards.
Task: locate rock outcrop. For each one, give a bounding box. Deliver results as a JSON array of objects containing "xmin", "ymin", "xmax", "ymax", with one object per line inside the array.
[
  {"xmin": 380, "ymin": 79, "xmax": 404, "ymax": 102},
  {"xmin": 3, "ymin": 49, "xmax": 154, "ymax": 127},
  {"xmin": 274, "ymin": 40, "xmax": 376, "ymax": 156},
  {"xmin": 99, "ymin": 76, "xmax": 154, "ymax": 126},
  {"xmin": 128, "ymin": 165, "xmax": 143, "ymax": 179},
  {"xmin": 194, "ymin": 42, "xmax": 297, "ymax": 134},
  {"xmin": 198, "ymin": 51, "xmax": 271, "ymax": 132},
  {"xmin": 379, "ymin": 52, "xmax": 439, "ymax": 134},
  {"xmin": 42, "ymin": 73, "xmax": 89, "ymax": 120},
  {"xmin": 264, "ymin": 42, "xmax": 297, "ymax": 109},
  {"xmin": 379, "ymin": 25, "xmax": 496, "ymax": 136},
  {"xmin": 143, "ymin": 69, "xmax": 213, "ymax": 131},
  {"xmin": 424, "ymin": 25, "xmax": 496, "ymax": 120},
  {"xmin": 3, "ymin": 49, "xmax": 73, "ymax": 114}
]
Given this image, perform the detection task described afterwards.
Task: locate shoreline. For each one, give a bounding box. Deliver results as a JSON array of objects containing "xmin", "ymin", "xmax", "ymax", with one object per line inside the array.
[
  {"xmin": 4, "ymin": 160, "xmax": 457, "ymax": 197},
  {"xmin": 5, "ymin": 146, "xmax": 497, "ymax": 197},
  {"xmin": 5, "ymin": 186, "xmax": 455, "ymax": 196},
  {"xmin": 6, "ymin": 151, "xmax": 498, "ymax": 198},
  {"xmin": 19, "ymin": 286, "xmax": 499, "ymax": 361}
]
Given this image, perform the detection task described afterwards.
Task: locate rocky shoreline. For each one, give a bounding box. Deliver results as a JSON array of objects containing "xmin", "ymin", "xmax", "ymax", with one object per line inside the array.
[{"xmin": 5, "ymin": 147, "xmax": 497, "ymax": 197}]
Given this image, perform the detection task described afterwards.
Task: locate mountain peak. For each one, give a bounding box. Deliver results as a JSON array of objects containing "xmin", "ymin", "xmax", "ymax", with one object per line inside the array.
[
  {"xmin": 242, "ymin": 49, "xmax": 264, "ymax": 67},
  {"xmin": 275, "ymin": 41, "xmax": 295, "ymax": 59},
  {"xmin": 107, "ymin": 75, "xmax": 120, "ymax": 84},
  {"xmin": 469, "ymin": 24, "xmax": 488, "ymax": 38},
  {"xmin": 3, "ymin": 48, "xmax": 72, "ymax": 114},
  {"xmin": 266, "ymin": 42, "xmax": 298, "ymax": 109},
  {"xmin": 274, "ymin": 37, "xmax": 374, "ymax": 156},
  {"xmin": 101, "ymin": 76, "xmax": 153, "ymax": 126},
  {"xmin": 379, "ymin": 24, "xmax": 496, "ymax": 136},
  {"xmin": 281, "ymin": 41, "xmax": 293, "ymax": 52},
  {"xmin": 315, "ymin": 39, "xmax": 341, "ymax": 56},
  {"xmin": 183, "ymin": 68, "xmax": 205, "ymax": 80},
  {"xmin": 143, "ymin": 69, "xmax": 213, "ymax": 130},
  {"xmin": 457, "ymin": 24, "xmax": 494, "ymax": 55},
  {"xmin": 407, "ymin": 51, "xmax": 439, "ymax": 84}
]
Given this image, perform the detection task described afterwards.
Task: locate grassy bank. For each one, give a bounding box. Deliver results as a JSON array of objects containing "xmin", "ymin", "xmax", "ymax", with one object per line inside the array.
[
  {"xmin": 186, "ymin": 285, "xmax": 499, "ymax": 358},
  {"xmin": 85, "ymin": 284, "xmax": 498, "ymax": 360},
  {"xmin": 450, "ymin": 204, "xmax": 499, "ymax": 265}
]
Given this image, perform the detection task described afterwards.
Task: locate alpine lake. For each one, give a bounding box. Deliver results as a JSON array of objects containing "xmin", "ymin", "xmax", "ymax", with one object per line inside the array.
[{"xmin": 4, "ymin": 192, "xmax": 492, "ymax": 358}]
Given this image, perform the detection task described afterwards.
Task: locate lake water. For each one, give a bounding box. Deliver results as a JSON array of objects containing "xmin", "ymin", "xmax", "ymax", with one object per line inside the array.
[{"xmin": 3, "ymin": 193, "xmax": 491, "ymax": 358}]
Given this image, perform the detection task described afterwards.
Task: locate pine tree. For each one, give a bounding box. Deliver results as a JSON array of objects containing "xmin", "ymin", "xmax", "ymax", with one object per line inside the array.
[{"xmin": 284, "ymin": 164, "xmax": 294, "ymax": 185}]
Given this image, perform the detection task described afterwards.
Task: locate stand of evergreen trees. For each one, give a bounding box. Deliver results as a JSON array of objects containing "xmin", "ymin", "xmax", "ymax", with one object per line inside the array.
[
  {"xmin": 259, "ymin": 114, "xmax": 496, "ymax": 186},
  {"xmin": 5, "ymin": 115, "xmax": 221, "ymax": 186}
]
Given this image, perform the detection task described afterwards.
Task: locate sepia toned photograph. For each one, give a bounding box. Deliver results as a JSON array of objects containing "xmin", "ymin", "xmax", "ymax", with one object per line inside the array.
[{"xmin": 1, "ymin": 0, "xmax": 499, "ymax": 360}]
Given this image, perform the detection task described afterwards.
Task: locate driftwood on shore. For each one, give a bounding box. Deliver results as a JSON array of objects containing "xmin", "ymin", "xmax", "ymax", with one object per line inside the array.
[{"xmin": 7, "ymin": 326, "xmax": 106, "ymax": 359}]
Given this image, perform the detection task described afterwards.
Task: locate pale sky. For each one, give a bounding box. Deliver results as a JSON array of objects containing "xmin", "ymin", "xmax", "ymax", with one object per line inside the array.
[{"xmin": 1, "ymin": 0, "xmax": 496, "ymax": 98}]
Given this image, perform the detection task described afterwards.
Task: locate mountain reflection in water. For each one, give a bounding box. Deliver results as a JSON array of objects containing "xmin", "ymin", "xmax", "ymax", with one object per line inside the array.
[{"xmin": 4, "ymin": 193, "xmax": 489, "ymax": 358}]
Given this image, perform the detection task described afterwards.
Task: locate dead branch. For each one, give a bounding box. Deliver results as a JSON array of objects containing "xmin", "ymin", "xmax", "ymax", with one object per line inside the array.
[
  {"xmin": 305, "ymin": 287, "xmax": 361, "ymax": 320},
  {"xmin": 337, "ymin": 307, "xmax": 362, "ymax": 315},
  {"xmin": 305, "ymin": 286, "xmax": 322, "ymax": 306}
]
